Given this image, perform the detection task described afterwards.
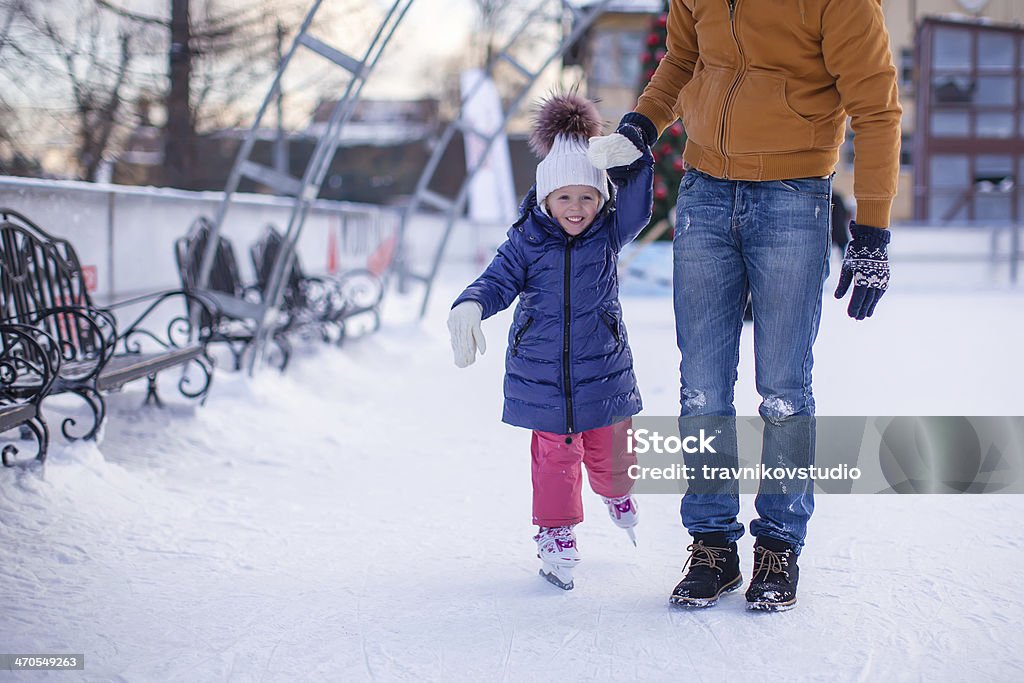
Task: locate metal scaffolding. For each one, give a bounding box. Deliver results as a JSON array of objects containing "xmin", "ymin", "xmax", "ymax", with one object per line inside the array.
[
  {"xmin": 391, "ymin": 0, "xmax": 611, "ymax": 318},
  {"xmin": 197, "ymin": 0, "xmax": 415, "ymax": 373}
]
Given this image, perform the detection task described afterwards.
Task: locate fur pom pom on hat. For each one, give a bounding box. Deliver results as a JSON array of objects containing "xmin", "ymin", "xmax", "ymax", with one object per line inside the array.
[
  {"xmin": 529, "ymin": 93, "xmax": 604, "ymax": 157},
  {"xmin": 531, "ymin": 93, "xmax": 609, "ymax": 205}
]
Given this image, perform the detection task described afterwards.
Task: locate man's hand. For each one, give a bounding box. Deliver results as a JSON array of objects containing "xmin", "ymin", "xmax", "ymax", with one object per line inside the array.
[
  {"xmin": 447, "ymin": 301, "xmax": 486, "ymax": 367},
  {"xmin": 834, "ymin": 223, "xmax": 891, "ymax": 320},
  {"xmin": 587, "ymin": 112, "xmax": 657, "ymax": 170}
]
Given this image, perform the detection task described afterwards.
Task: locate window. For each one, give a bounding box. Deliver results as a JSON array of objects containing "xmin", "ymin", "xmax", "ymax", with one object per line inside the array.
[
  {"xmin": 974, "ymin": 154, "xmax": 1014, "ymax": 219},
  {"xmin": 842, "ymin": 131, "xmax": 912, "ymax": 167},
  {"xmin": 931, "ymin": 111, "xmax": 970, "ymax": 136},
  {"xmin": 978, "ymin": 32, "xmax": 1015, "ymax": 70},
  {"xmin": 900, "ymin": 47, "xmax": 915, "ymax": 93},
  {"xmin": 589, "ymin": 30, "xmax": 645, "ymax": 89},
  {"xmin": 929, "ymin": 154, "xmax": 969, "ymax": 187},
  {"xmin": 900, "ymin": 133, "xmax": 913, "ymax": 167},
  {"xmin": 932, "ymin": 75, "xmax": 973, "ymax": 105},
  {"xmin": 976, "ymin": 76, "xmax": 1014, "ymax": 106},
  {"xmin": 933, "ymin": 27, "xmax": 972, "ymax": 71},
  {"xmin": 976, "ymin": 112, "xmax": 1015, "ymax": 138}
]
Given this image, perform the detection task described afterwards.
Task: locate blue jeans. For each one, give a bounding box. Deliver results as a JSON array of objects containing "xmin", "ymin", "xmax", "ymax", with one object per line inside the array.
[{"xmin": 673, "ymin": 169, "xmax": 832, "ymax": 553}]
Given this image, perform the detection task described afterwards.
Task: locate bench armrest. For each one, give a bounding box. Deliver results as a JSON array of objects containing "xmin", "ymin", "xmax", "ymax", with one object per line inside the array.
[
  {"xmin": 0, "ymin": 323, "xmax": 61, "ymax": 403},
  {"xmin": 27, "ymin": 305, "xmax": 119, "ymax": 382},
  {"xmin": 103, "ymin": 289, "xmax": 221, "ymax": 352}
]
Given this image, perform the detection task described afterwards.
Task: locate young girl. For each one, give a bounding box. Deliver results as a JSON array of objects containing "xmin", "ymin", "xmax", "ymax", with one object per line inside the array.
[{"xmin": 447, "ymin": 94, "xmax": 654, "ymax": 590}]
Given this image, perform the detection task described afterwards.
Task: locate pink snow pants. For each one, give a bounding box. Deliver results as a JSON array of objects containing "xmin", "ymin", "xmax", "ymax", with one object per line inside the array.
[{"xmin": 531, "ymin": 419, "xmax": 635, "ymax": 527}]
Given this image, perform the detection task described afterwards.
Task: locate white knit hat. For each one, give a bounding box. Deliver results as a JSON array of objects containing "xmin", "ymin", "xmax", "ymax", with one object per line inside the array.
[
  {"xmin": 536, "ymin": 134, "xmax": 610, "ymax": 205},
  {"xmin": 530, "ymin": 93, "xmax": 609, "ymax": 205}
]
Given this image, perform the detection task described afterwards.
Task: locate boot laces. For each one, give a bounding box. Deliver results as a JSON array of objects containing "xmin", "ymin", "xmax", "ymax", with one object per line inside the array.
[
  {"xmin": 752, "ymin": 545, "xmax": 791, "ymax": 580},
  {"xmin": 535, "ymin": 525, "xmax": 576, "ymax": 550},
  {"xmin": 604, "ymin": 494, "xmax": 634, "ymax": 515},
  {"xmin": 681, "ymin": 540, "xmax": 727, "ymax": 574}
]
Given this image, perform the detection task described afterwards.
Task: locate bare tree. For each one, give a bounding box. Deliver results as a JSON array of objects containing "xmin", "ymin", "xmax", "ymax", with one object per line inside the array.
[
  {"xmin": 0, "ymin": 0, "xmax": 318, "ymax": 183},
  {"xmin": 0, "ymin": 0, "xmax": 418, "ymax": 184},
  {"xmin": 423, "ymin": 0, "xmax": 561, "ymax": 126},
  {"xmin": 163, "ymin": 0, "xmax": 314, "ymax": 188},
  {"xmin": 0, "ymin": 1, "xmax": 142, "ymax": 180},
  {"xmin": 189, "ymin": 1, "xmax": 307, "ymax": 130}
]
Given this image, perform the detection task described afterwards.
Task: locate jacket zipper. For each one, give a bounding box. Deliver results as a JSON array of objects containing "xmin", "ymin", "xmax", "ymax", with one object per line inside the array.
[
  {"xmin": 511, "ymin": 317, "xmax": 533, "ymax": 355},
  {"xmin": 719, "ymin": 0, "xmax": 746, "ymax": 179},
  {"xmin": 562, "ymin": 237, "xmax": 574, "ymax": 434}
]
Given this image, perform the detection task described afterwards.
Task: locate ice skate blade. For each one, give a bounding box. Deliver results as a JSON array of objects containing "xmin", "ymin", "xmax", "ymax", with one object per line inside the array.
[
  {"xmin": 626, "ymin": 527, "xmax": 637, "ymax": 546},
  {"xmin": 539, "ymin": 568, "xmax": 574, "ymax": 590},
  {"xmin": 746, "ymin": 598, "xmax": 797, "ymax": 612}
]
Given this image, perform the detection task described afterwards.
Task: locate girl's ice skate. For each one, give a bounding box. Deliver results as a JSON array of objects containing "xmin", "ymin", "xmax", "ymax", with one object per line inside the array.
[
  {"xmin": 602, "ymin": 494, "xmax": 638, "ymax": 546},
  {"xmin": 535, "ymin": 526, "xmax": 580, "ymax": 590}
]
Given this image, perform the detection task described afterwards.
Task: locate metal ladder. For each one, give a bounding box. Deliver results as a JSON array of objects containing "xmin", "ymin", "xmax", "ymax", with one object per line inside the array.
[
  {"xmin": 197, "ymin": 0, "xmax": 415, "ymax": 373},
  {"xmin": 391, "ymin": 0, "xmax": 611, "ymax": 319}
]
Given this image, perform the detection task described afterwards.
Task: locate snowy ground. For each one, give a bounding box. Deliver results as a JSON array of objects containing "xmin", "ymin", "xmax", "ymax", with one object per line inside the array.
[{"xmin": 2, "ymin": 253, "xmax": 1024, "ymax": 682}]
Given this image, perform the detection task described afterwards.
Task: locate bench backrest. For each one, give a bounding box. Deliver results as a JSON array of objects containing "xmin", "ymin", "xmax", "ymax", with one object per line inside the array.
[
  {"xmin": 0, "ymin": 209, "xmax": 105, "ymax": 359},
  {"xmin": 175, "ymin": 216, "xmax": 245, "ymax": 299},
  {"xmin": 250, "ymin": 225, "xmax": 304, "ymax": 309}
]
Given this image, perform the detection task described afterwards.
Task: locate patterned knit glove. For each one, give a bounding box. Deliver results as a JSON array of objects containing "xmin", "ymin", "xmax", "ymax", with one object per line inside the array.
[{"xmin": 834, "ymin": 223, "xmax": 891, "ymax": 320}]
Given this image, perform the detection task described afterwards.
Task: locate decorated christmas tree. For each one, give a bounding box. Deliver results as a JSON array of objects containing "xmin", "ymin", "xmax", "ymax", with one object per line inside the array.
[{"xmin": 640, "ymin": 1, "xmax": 687, "ymax": 235}]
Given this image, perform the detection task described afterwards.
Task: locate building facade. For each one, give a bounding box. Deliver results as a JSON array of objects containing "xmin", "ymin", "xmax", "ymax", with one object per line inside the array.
[{"xmin": 577, "ymin": 0, "xmax": 1024, "ymax": 222}]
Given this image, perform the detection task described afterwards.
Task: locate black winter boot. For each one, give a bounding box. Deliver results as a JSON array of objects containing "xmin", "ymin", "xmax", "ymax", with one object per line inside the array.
[
  {"xmin": 669, "ymin": 532, "xmax": 743, "ymax": 608},
  {"xmin": 745, "ymin": 536, "xmax": 800, "ymax": 612}
]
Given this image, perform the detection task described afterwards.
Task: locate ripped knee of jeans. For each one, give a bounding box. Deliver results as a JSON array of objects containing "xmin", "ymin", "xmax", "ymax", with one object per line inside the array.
[
  {"xmin": 760, "ymin": 396, "xmax": 797, "ymax": 425},
  {"xmin": 681, "ymin": 388, "xmax": 707, "ymax": 414}
]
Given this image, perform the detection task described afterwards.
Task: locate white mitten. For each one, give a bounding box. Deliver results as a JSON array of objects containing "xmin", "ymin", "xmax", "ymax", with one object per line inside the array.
[
  {"xmin": 447, "ymin": 301, "xmax": 486, "ymax": 368},
  {"xmin": 587, "ymin": 133, "xmax": 643, "ymax": 170}
]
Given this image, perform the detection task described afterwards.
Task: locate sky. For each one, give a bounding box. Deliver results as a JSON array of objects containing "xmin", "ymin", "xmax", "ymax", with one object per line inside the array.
[{"xmin": 84, "ymin": 0, "xmax": 480, "ymax": 98}]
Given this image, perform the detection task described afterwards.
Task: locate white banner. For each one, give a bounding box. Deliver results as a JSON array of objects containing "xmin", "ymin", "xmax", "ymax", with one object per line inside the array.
[{"xmin": 459, "ymin": 69, "xmax": 517, "ymax": 226}]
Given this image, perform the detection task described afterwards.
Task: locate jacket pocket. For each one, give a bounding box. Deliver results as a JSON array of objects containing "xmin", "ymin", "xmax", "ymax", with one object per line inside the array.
[
  {"xmin": 601, "ymin": 311, "xmax": 622, "ymax": 352},
  {"xmin": 676, "ymin": 65, "xmax": 730, "ymax": 150},
  {"xmin": 511, "ymin": 316, "xmax": 533, "ymax": 356},
  {"xmin": 726, "ymin": 72, "xmax": 815, "ymax": 154}
]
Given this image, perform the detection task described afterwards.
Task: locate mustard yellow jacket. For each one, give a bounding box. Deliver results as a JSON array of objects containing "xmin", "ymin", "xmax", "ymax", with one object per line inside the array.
[{"xmin": 635, "ymin": 0, "xmax": 902, "ymax": 227}]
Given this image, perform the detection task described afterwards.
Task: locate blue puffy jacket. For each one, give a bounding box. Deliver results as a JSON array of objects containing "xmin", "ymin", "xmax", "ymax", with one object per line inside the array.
[{"xmin": 453, "ymin": 154, "xmax": 654, "ymax": 434}]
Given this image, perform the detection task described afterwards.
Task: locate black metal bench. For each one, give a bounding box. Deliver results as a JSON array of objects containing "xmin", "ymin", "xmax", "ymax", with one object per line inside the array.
[
  {"xmin": 1, "ymin": 323, "xmax": 60, "ymax": 466},
  {"xmin": 175, "ymin": 217, "xmax": 290, "ymax": 371},
  {"xmin": 249, "ymin": 225, "xmax": 383, "ymax": 345},
  {"xmin": 0, "ymin": 208, "xmax": 215, "ymax": 441}
]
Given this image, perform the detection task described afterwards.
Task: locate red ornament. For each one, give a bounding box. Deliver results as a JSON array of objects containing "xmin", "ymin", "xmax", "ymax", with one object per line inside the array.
[
  {"xmin": 647, "ymin": 33, "xmax": 660, "ymax": 46},
  {"xmin": 657, "ymin": 13, "xmax": 668, "ymax": 28},
  {"xmin": 655, "ymin": 185, "xmax": 668, "ymax": 200},
  {"xmin": 673, "ymin": 158, "xmax": 685, "ymax": 171},
  {"xmin": 659, "ymin": 144, "xmax": 672, "ymax": 156},
  {"xmin": 655, "ymin": 49, "xmax": 666, "ymax": 62},
  {"xmin": 645, "ymin": 69, "xmax": 656, "ymax": 81},
  {"xmin": 670, "ymin": 122, "xmax": 684, "ymax": 136}
]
